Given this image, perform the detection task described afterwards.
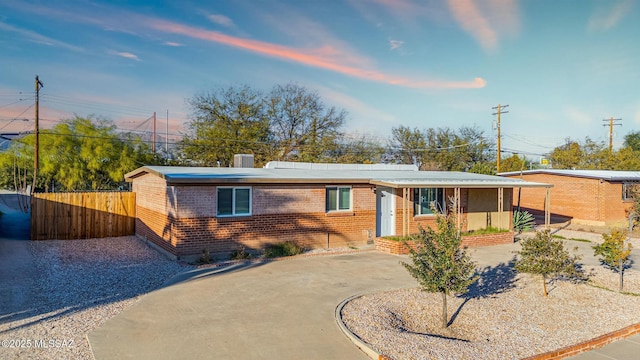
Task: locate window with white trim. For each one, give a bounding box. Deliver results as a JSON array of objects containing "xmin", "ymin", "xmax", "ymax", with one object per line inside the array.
[
  {"xmin": 414, "ymin": 188, "xmax": 445, "ymax": 215},
  {"xmin": 217, "ymin": 187, "xmax": 252, "ymax": 216},
  {"xmin": 326, "ymin": 186, "xmax": 351, "ymax": 212}
]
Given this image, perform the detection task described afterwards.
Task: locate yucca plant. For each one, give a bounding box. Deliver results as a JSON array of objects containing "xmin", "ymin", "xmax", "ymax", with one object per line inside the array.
[{"xmin": 513, "ymin": 210, "xmax": 536, "ymax": 234}]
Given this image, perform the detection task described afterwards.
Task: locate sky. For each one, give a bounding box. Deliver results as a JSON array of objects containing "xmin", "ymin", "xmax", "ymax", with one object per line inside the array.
[{"xmin": 1, "ymin": 0, "xmax": 639, "ymax": 160}]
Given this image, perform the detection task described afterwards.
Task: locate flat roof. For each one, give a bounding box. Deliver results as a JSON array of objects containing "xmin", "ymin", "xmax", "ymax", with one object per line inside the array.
[
  {"xmin": 499, "ymin": 169, "xmax": 640, "ymax": 181},
  {"xmin": 126, "ymin": 165, "xmax": 551, "ymax": 188}
]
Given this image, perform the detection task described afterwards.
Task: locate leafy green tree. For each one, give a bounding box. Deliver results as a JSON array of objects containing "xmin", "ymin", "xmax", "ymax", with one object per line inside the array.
[
  {"xmin": 401, "ymin": 209, "xmax": 477, "ymax": 328},
  {"xmin": 467, "ymin": 162, "xmax": 496, "ymax": 175},
  {"xmin": 387, "ymin": 125, "xmax": 494, "ymax": 172},
  {"xmin": 593, "ymin": 229, "xmax": 633, "ymax": 292},
  {"xmin": 624, "ymin": 131, "xmax": 640, "ymax": 152},
  {"xmin": 179, "ymin": 84, "xmax": 348, "ymax": 166},
  {"xmin": 267, "ymin": 83, "xmax": 345, "ymax": 162},
  {"xmin": 547, "ymin": 137, "xmax": 640, "ymax": 170},
  {"xmin": 549, "ymin": 139, "xmax": 584, "ymax": 169},
  {"xmin": 0, "ymin": 140, "xmax": 32, "ymax": 191},
  {"xmin": 386, "ymin": 126, "xmax": 426, "ymax": 167},
  {"xmin": 0, "ymin": 116, "xmax": 161, "ymax": 191},
  {"xmin": 331, "ymin": 134, "xmax": 384, "ymax": 164},
  {"xmin": 500, "ymin": 154, "xmax": 526, "ymax": 173},
  {"xmin": 514, "ymin": 230, "xmax": 582, "ymax": 296},
  {"xmin": 613, "ymin": 147, "xmax": 640, "ymax": 170},
  {"xmin": 178, "ymin": 85, "xmax": 271, "ymax": 167},
  {"xmin": 450, "ymin": 126, "xmax": 494, "ymax": 172}
]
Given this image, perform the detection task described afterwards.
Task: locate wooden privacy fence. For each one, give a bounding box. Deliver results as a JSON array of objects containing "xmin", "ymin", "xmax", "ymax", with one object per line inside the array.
[{"xmin": 31, "ymin": 192, "xmax": 136, "ymax": 240}]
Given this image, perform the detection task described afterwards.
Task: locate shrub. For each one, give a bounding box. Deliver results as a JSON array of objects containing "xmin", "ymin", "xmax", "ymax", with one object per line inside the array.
[
  {"xmin": 230, "ymin": 245, "xmax": 253, "ymax": 260},
  {"xmin": 196, "ymin": 249, "xmax": 214, "ymax": 264},
  {"xmin": 264, "ymin": 241, "xmax": 304, "ymax": 258},
  {"xmin": 513, "ymin": 210, "xmax": 536, "ymax": 234}
]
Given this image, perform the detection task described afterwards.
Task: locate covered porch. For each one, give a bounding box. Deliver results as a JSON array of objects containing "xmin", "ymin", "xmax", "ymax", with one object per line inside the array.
[{"xmin": 370, "ymin": 178, "xmax": 553, "ymax": 238}]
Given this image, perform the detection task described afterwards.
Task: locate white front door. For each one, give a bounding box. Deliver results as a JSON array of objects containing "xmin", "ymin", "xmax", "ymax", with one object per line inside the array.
[{"xmin": 376, "ymin": 187, "xmax": 395, "ymax": 237}]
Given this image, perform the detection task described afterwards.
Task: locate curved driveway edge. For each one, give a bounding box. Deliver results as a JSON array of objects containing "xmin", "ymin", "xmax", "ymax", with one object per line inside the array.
[{"xmin": 335, "ymin": 294, "xmax": 379, "ymax": 359}]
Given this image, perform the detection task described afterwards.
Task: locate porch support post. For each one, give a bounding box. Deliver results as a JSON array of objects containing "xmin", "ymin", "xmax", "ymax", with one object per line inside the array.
[
  {"xmin": 402, "ymin": 188, "xmax": 409, "ymax": 237},
  {"xmin": 545, "ymin": 187, "xmax": 551, "ymax": 229},
  {"xmin": 498, "ymin": 187, "xmax": 504, "ymax": 230},
  {"xmin": 454, "ymin": 187, "xmax": 461, "ymax": 230},
  {"xmin": 406, "ymin": 188, "xmax": 410, "ymax": 236}
]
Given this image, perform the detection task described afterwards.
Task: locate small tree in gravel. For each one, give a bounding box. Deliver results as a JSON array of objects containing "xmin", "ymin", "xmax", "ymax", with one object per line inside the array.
[
  {"xmin": 593, "ymin": 228, "xmax": 633, "ymax": 292},
  {"xmin": 514, "ymin": 230, "xmax": 582, "ymax": 296},
  {"xmin": 401, "ymin": 208, "xmax": 477, "ymax": 328}
]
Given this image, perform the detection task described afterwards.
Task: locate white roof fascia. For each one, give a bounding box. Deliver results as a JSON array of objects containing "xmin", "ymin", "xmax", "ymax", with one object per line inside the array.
[{"xmin": 499, "ymin": 169, "xmax": 640, "ymax": 181}]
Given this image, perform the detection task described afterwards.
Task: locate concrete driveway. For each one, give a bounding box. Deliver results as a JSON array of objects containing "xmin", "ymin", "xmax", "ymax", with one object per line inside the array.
[{"xmin": 88, "ymin": 252, "xmax": 417, "ymax": 360}]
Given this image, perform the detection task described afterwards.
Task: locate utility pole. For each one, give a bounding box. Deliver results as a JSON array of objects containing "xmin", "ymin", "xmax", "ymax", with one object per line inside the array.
[
  {"xmin": 602, "ymin": 117, "xmax": 622, "ymax": 153},
  {"xmin": 33, "ymin": 75, "xmax": 44, "ymax": 194},
  {"xmin": 166, "ymin": 109, "xmax": 169, "ymax": 156},
  {"xmin": 492, "ymin": 104, "xmax": 509, "ymax": 173}
]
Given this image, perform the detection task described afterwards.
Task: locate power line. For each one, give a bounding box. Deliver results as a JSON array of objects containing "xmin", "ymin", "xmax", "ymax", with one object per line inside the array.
[
  {"xmin": 42, "ymin": 93, "xmax": 158, "ymax": 113},
  {"xmin": 41, "ymin": 97, "xmax": 156, "ymax": 117},
  {"xmin": 502, "ymin": 134, "xmax": 555, "ymax": 150},
  {"xmin": 0, "ymin": 98, "xmax": 29, "ymax": 109}
]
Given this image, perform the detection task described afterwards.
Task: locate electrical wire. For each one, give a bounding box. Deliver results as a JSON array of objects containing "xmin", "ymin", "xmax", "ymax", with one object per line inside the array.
[{"xmin": 0, "ymin": 98, "xmax": 29, "ymax": 109}]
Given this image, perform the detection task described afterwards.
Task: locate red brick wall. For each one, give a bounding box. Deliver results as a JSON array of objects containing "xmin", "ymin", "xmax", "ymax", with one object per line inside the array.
[
  {"xmin": 133, "ymin": 177, "xmax": 377, "ymax": 257},
  {"xmin": 170, "ymin": 210, "xmax": 376, "ymax": 256},
  {"xmin": 523, "ymin": 322, "xmax": 640, "ymax": 360},
  {"xmin": 375, "ymin": 231, "xmax": 514, "ymax": 255},
  {"xmin": 134, "ymin": 173, "xmax": 517, "ymax": 258},
  {"xmin": 504, "ymin": 173, "xmax": 631, "ymax": 225}
]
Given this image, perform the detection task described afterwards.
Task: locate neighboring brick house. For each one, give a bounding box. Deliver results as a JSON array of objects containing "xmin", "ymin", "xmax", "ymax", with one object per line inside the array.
[
  {"xmin": 125, "ymin": 162, "xmax": 550, "ymax": 260},
  {"xmin": 500, "ymin": 170, "xmax": 640, "ymax": 226}
]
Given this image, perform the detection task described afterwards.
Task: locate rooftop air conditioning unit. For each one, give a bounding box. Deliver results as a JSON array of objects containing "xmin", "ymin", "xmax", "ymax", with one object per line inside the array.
[{"xmin": 234, "ymin": 154, "xmax": 254, "ymax": 168}]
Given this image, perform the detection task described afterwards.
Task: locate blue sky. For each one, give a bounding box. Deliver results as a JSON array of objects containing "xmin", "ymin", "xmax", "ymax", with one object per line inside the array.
[{"xmin": 1, "ymin": 0, "xmax": 639, "ymax": 159}]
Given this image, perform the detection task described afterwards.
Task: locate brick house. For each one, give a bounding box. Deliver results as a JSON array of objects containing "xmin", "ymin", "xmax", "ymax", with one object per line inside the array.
[
  {"xmin": 500, "ymin": 169, "xmax": 640, "ymax": 226},
  {"xmin": 125, "ymin": 162, "xmax": 550, "ymax": 260}
]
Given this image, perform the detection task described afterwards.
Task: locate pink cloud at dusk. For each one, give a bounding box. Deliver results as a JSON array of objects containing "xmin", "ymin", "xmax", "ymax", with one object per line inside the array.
[
  {"xmin": 252, "ymin": 3, "xmax": 374, "ymax": 69},
  {"xmin": 447, "ymin": 0, "xmax": 520, "ymax": 51},
  {"xmin": 146, "ymin": 19, "xmax": 485, "ymax": 89},
  {"xmin": 447, "ymin": 0, "xmax": 498, "ymax": 50}
]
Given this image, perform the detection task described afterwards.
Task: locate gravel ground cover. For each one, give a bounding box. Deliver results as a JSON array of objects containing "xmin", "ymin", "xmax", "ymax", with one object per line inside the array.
[
  {"xmin": 0, "ymin": 236, "xmax": 185, "ymax": 360},
  {"xmin": 341, "ymin": 240, "xmax": 640, "ymax": 360}
]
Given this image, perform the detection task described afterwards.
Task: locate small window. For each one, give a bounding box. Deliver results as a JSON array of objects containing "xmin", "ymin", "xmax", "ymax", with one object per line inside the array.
[
  {"xmin": 217, "ymin": 187, "xmax": 252, "ymax": 216},
  {"xmin": 326, "ymin": 186, "xmax": 351, "ymax": 212},
  {"xmin": 623, "ymin": 182, "xmax": 638, "ymax": 201},
  {"xmin": 414, "ymin": 188, "xmax": 445, "ymax": 215}
]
